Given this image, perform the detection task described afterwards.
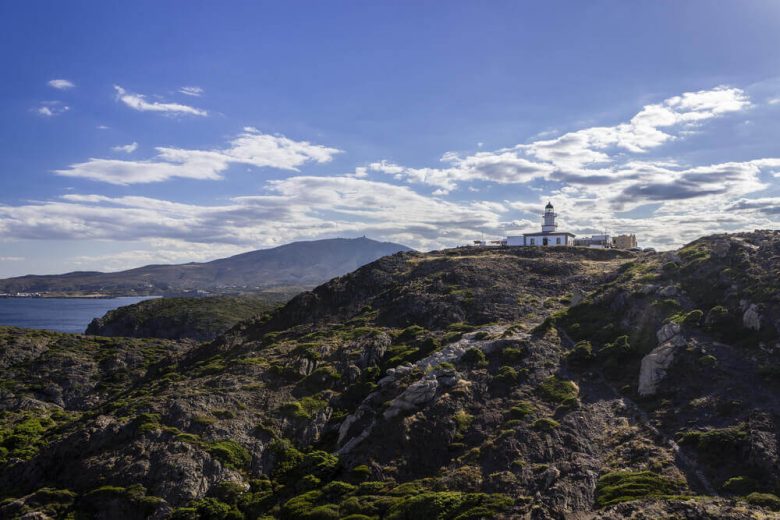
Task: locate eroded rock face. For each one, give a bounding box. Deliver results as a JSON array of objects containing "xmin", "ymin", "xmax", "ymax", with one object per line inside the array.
[
  {"xmin": 383, "ymin": 376, "xmax": 439, "ymax": 419},
  {"xmin": 743, "ymin": 303, "xmax": 762, "ymax": 331},
  {"xmin": 638, "ymin": 343, "xmax": 679, "ymax": 396},
  {"xmin": 656, "ymin": 322, "xmax": 682, "ymax": 345},
  {"xmin": 639, "ymin": 324, "xmax": 687, "ymax": 396}
]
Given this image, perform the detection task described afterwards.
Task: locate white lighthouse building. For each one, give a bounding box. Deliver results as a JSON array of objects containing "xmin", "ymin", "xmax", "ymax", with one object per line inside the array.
[{"xmin": 506, "ymin": 202, "xmax": 575, "ymax": 247}]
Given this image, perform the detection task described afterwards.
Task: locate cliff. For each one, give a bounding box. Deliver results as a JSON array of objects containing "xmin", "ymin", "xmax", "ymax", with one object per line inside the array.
[{"xmin": 0, "ymin": 231, "xmax": 779, "ymax": 519}]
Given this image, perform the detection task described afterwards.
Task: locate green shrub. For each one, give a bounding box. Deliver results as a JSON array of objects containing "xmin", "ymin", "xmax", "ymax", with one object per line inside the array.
[
  {"xmin": 532, "ymin": 418, "xmax": 559, "ymax": 431},
  {"xmin": 668, "ymin": 309, "xmax": 703, "ymax": 326},
  {"xmin": 269, "ymin": 439, "xmax": 304, "ymax": 479},
  {"xmin": 208, "ymin": 440, "xmax": 252, "ymax": 469},
  {"xmin": 677, "ymin": 423, "xmax": 748, "ymax": 465},
  {"xmin": 321, "ymin": 480, "xmax": 356, "ymax": 497},
  {"xmin": 705, "ymin": 305, "xmax": 729, "ymax": 327},
  {"xmin": 306, "ymin": 504, "xmax": 340, "ymax": 519},
  {"xmin": 447, "ymin": 322, "xmax": 477, "ymax": 333},
  {"xmin": 536, "ymin": 376, "xmax": 578, "ymax": 404},
  {"xmin": 351, "ymin": 464, "xmax": 372, "ymax": 481},
  {"xmin": 721, "ymin": 476, "xmax": 758, "ymax": 495},
  {"xmin": 190, "ymin": 497, "xmax": 242, "ymax": 520},
  {"xmin": 192, "ymin": 414, "xmax": 217, "ymax": 426},
  {"xmin": 0, "ymin": 412, "xmax": 59, "ymax": 462},
  {"xmin": 280, "ymin": 490, "xmax": 323, "ymax": 519},
  {"xmin": 508, "ymin": 401, "xmax": 535, "ymax": 419},
  {"xmin": 298, "ymin": 366, "xmax": 342, "ymax": 394},
  {"xmin": 357, "ymin": 481, "xmax": 387, "ymax": 495},
  {"xmin": 698, "ymin": 354, "xmax": 717, "ymax": 367},
  {"xmin": 745, "ymin": 492, "xmax": 780, "ymax": 510},
  {"xmin": 595, "ymin": 471, "xmax": 684, "ymax": 507},
  {"xmin": 384, "ymin": 491, "xmax": 513, "ymax": 520},
  {"xmin": 397, "ymin": 325, "xmax": 427, "ymax": 342},
  {"xmin": 566, "ymin": 340, "xmax": 593, "ymax": 365},
  {"xmin": 453, "ymin": 410, "xmax": 474, "ymax": 434},
  {"xmin": 279, "ymin": 396, "xmax": 328, "ymax": 420},
  {"xmin": 460, "ymin": 348, "xmax": 487, "ymax": 368},
  {"xmin": 493, "ymin": 366, "xmax": 519, "ymax": 386},
  {"xmin": 500, "ymin": 346, "xmax": 524, "ymax": 364}
]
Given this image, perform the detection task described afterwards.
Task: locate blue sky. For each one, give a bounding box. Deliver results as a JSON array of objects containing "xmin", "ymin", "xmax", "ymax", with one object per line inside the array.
[{"xmin": 1, "ymin": 1, "xmax": 780, "ymax": 277}]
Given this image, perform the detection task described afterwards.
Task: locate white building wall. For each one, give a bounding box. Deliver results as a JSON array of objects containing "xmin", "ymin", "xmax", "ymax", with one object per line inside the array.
[{"xmin": 523, "ymin": 234, "xmax": 571, "ymax": 246}]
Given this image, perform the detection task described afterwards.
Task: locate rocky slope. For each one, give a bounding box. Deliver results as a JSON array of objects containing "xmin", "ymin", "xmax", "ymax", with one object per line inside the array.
[
  {"xmin": 85, "ymin": 294, "xmax": 291, "ymax": 342},
  {"xmin": 0, "ymin": 237, "xmax": 411, "ymax": 296},
  {"xmin": 0, "ymin": 231, "xmax": 779, "ymax": 519}
]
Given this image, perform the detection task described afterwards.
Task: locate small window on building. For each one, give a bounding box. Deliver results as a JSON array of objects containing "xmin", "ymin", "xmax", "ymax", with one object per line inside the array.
[
  {"xmin": 530, "ymin": 238, "xmax": 535, "ymax": 245},
  {"xmin": 556, "ymin": 237, "xmax": 561, "ymax": 244}
]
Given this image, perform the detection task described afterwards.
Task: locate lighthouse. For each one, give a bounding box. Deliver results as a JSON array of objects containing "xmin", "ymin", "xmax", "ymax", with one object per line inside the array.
[
  {"xmin": 505, "ymin": 201, "xmax": 576, "ymax": 247},
  {"xmin": 541, "ymin": 201, "xmax": 557, "ymax": 232}
]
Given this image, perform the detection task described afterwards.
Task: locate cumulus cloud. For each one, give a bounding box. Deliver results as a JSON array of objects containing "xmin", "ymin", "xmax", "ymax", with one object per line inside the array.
[
  {"xmin": 114, "ymin": 85, "xmax": 207, "ymax": 116},
  {"xmin": 48, "ymin": 79, "xmax": 75, "ymax": 90},
  {"xmin": 726, "ymin": 197, "xmax": 780, "ymax": 215},
  {"xmin": 35, "ymin": 101, "xmax": 69, "ymax": 117},
  {"xmin": 54, "ymin": 128, "xmax": 342, "ymax": 184},
  {"xmin": 0, "ymin": 177, "xmax": 509, "ymax": 252},
  {"xmin": 112, "ymin": 142, "xmax": 138, "ymax": 154},
  {"xmin": 373, "ymin": 86, "xmax": 752, "ymax": 193},
  {"xmin": 178, "ymin": 86, "xmax": 204, "ymax": 97}
]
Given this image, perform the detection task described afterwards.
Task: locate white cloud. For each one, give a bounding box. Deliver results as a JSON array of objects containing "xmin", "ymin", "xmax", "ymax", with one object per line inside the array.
[
  {"xmin": 521, "ymin": 86, "xmax": 750, "ymax": 168},
  {"xmin": 374, "ymin": 86, "xmax": 752, "ymax": 193},
  {"xmin": 179, "ymin": 86, "xmax": 204, "ymax": 97},
  {"xmin": 0, "ymin": 176, "xmax": 509, "ymax": 253},
  {"xmin": 112, "ymin": 142, "xmax": 138, "ymax": 154},
  {"xmin": 35, "ymin": 101, "xmax": 69, "ymax": 117},
  {"xmin": 48, "ymin": 79, "xmax": 75, "ymax": 90},
  {"xmin": 54, "ymin": 128, "xmax": 342, "ymax": 184},
  {"xmin": 0, "ymin": 256, "xmax": 24, "ymax": 262},
  {"xmin": 114, "ymin": 85, "xmax": 207, "ymax": 116}
]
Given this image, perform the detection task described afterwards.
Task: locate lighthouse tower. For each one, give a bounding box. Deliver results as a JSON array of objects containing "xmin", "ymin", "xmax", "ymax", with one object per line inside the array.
[{"xmin": 541, "ymin": 201, "xmax": 557, "ymax": 232}]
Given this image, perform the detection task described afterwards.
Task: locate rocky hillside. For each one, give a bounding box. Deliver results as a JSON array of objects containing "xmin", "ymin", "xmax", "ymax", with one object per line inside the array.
[
  {"xmin": 85, "ymin": 294, "xmax": 292, "ymax": 342},
  {"xmin": 1, "ymin": 231, "xmax": 779, "ymax": 519},
  {"xmin": 0, "ymin": 237, "xmax": 411, "ymax": 296}
]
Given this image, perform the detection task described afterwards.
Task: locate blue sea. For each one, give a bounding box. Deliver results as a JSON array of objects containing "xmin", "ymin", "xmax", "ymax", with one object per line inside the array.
[{"xmin": 0, "ymin": 297, "xmax": 157, "ymax": 334}]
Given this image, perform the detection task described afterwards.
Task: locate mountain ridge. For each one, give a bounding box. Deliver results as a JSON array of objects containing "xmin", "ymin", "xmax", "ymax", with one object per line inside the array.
[{"xmin": 0, "ymin": 237, "xmax": 412, "ymax": 297}]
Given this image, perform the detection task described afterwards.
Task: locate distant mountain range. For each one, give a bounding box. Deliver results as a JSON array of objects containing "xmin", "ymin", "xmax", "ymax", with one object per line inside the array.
[{"xmin": 0, "ymin": 237, "xmax": 412, "ymax": 296}]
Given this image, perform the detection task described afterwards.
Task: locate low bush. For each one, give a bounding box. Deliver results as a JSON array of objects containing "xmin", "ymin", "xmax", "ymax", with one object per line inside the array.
[
  {"xmin": 698, "ymin": 354, "xmax": 717, "ymax": 367},
  {"xmin": 492, "ymin": 366, "xmax": 519, "ymax": 387},
  {"xmin": 595, "ymin": 471, "xmax": 684, "ymax": 507},
  {"xmin": 532, "ymin": 417, "xmax": 559, "ymax": 431},
  {"xmin": 536, "ymin": 376, "xmax": 578, "ymax": 404},
  {"xmin": 459, "ymin": 348, "xmax": 487, "ymax": 368},
  {"xmin": 566, "ymin": 340, "xmax": 593, "ymax": 365},
  {"xmin": 351, "ymin": 464, "xmax": 372, "ymax": 481},
  {"xmin": 208, "ymin": 440, "xmax": 252, "ymax": 469},
  {"xmin": 500, "ymin": 346, "xmax": 524, "ymax": 364},
  {"xmin": 677, "ymin": 423, "xmax": 748, "ymax": 465},
  {"xmin": 745, "ymin": 492, "xmax": 780, "ymax": 510},
  {"xmin": 721, "ymin": 475, "xmax": 758, "ymax": 495},
  {"xmin": 507, "ymin": 401, "xmax": 535, "ymax": 420}
]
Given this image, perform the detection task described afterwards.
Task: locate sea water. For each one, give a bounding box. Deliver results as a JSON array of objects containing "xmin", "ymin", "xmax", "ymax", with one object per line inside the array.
[{"xmin": 0, "ymin": 296, "xmax": 157, "ymax": 334}]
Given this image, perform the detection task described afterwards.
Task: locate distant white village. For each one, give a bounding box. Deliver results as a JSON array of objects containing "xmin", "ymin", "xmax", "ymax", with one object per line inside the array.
[{"xmin": 473, "ymin": 201, "xmax": 640, "ymax": 250}]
